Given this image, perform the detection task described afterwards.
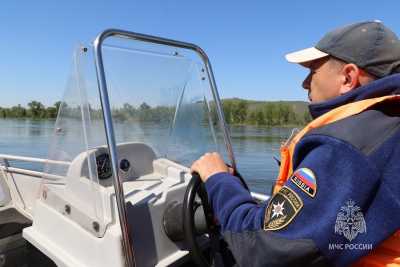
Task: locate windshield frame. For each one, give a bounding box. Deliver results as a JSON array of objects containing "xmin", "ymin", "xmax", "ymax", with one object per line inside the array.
[{"xmin": 93, "ymin": 28, "xmax": 235, "ymax": 266}]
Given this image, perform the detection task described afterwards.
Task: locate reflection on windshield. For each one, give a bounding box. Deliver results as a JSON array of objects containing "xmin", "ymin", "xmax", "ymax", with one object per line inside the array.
[
  {"xmin": 102, "ymin": 42, "xmax": 221, "ymax": 166},
  {"xmin": 44, "ymin": 40, "xmax": 226, "ymax": 180}
]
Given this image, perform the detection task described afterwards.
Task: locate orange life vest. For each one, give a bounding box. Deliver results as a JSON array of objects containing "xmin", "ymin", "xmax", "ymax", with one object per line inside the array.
[{"xmin": 272, "ymin": 95, "xmax": 400, "ymax": 267}]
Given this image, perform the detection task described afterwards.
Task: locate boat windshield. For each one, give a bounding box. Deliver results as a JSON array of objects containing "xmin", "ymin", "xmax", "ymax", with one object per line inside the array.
[{"xmin": 40, "ymin": 36, "xmax": 228, "ymax": 231}]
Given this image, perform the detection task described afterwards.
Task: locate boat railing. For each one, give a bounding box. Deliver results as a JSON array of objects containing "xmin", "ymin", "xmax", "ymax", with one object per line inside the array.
[
  {"xmin": 0, "ymin": 154, "xmax": 69, "ymax": 181},
  {"xmin": 0, "ymin": 153, "xmax": 270, "ymax": 199}
]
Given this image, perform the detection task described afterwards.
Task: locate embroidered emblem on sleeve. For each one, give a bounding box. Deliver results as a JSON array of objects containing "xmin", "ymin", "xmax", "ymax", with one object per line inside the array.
[
  {"xmin": 264, "ymin": 186, "xmax": 303, "ymax": 231},
  {"xmin": 290, "ymin": 168, "xmax": 317, "ymax": 198},
  {"xmin": 334, "ymin": 199, "xmax": 366, "ymax": 241}
]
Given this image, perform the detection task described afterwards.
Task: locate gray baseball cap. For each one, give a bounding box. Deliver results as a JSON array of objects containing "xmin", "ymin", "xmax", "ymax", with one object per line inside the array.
[{"xmin": 285, "ymin": 21, "xmax": 400, "ymax": 78}]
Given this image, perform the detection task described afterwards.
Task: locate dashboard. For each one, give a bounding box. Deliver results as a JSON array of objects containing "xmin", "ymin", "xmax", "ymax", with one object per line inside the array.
[{"xmin": 68, "ymin": 142, "xmax": 157, "ymax": 186}]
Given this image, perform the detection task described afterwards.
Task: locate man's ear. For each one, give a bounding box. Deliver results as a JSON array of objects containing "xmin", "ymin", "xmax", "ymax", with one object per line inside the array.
[{"xmin": 339, "ymin": 63, "xmax": 361, "ymax": 95}]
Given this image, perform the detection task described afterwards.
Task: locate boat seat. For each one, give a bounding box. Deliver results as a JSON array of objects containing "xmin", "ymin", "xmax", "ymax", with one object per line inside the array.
[
  {"xmin": 0, "ymin": 231, "xmax": 56, "ymax": 267},
  {"xmin": 0, "ymin": 208, "xmax": 31, "ymax": 239}
]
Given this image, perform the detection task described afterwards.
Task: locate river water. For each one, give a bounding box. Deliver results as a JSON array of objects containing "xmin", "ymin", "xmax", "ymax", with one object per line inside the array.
[{"xmin": 0, "ymin": 119, "xmax": 296, "ymax": 194}]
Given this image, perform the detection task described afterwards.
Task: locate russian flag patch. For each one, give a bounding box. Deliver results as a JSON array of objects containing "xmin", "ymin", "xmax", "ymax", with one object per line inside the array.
[{"xmin": 290, "ymin": 168, "xmax": 317, "ymax": 198}]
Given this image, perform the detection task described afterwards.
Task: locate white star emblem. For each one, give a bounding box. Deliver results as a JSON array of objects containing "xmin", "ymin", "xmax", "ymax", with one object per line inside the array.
[{"xmin": 271, "ymin": 201, "xmax": 285, "ymax": 219}]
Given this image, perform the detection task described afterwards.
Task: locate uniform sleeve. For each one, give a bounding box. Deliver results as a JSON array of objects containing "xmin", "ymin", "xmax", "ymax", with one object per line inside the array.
[
  {"xmin": 205, "ymin": 172, "xmax": 265, "ymax": 232},
  {"xmin": 205, "ymin": 135, "xmax": 380, "ymax": 267}
]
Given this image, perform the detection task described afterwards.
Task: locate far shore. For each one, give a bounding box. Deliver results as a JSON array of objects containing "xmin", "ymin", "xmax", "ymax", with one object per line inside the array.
[{"xmin": 0, "ymin": 98, "xmax": 311, "ymax": 128}]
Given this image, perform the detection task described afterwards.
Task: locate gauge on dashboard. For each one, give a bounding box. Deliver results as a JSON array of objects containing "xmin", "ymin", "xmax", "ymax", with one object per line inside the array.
[
  {"xmin": 120, "ymin": 158, "xmax": 131, "ymax": 172},
  {"xmin": 96, "ymin": 153, "xmax": 112, "ymax": 180}
]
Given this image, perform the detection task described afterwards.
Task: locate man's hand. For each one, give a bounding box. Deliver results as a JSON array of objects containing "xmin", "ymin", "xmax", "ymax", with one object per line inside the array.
[{"xmin": 191, "ymin": 152, "xmax": 230, "ymax": 182}]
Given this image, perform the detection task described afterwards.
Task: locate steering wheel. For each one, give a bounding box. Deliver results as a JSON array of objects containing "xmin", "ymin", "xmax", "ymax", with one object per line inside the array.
[
  {"xmin": 183, "ymin": 168, "xmax": 250, "ymax": 267},
  {"xmin": 183, "ymin": 173, "xmax": 221, "ymax": 267}
]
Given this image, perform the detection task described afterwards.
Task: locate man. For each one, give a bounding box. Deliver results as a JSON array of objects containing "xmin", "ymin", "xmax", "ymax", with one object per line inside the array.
[{"xmin": 191, "ymin": 21, "xmax": 400, "ymax": 266}]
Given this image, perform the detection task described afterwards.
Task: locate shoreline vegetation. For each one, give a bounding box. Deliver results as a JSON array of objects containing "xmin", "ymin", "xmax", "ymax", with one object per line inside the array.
[
  {"xmin": 219, "ymin": 98, "xmax": 311, "ymax": 127},
  {"xmin": 0, "ymin": 101, "xmax": 60, "ymax": 119},
  {"xmin": 0, "ymin": 98, "xmax": 312, "ymax": 127}
]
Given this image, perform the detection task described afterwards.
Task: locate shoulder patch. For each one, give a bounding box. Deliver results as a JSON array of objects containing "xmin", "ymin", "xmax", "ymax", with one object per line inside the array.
[
  {"xmin": 290, "ymin": 168, "xmax": 317, "ymax": 198},
  {"xmin": 264, "ymin": 186, "xmax": 303, "ymax": 231}
]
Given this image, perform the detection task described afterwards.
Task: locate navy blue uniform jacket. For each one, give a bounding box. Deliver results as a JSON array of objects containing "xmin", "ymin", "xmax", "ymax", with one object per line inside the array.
[{"xmin": 205, "ymin": 74, "xmax": 400, "ymax": 267}]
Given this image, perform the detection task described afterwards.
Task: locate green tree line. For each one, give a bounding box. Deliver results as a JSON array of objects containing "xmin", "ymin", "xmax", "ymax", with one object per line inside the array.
[
  {"xmin": 111, "ymin": 102, "xmax": 175, "ymax": 123},
  {"xmin": 0, "ymin": 101, "xmax": 61, "ymax": 119},
  {"xmin": 215, "ymin": 99, "xmax": 312, "ymax": 126},
  {"xmin": 0, "ymin": 99, "xmax": 312, "ymax": 126}
]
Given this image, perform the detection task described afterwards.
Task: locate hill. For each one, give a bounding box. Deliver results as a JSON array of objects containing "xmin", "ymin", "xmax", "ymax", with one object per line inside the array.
[
  {"xmin": 220, "ymin": 98, "xmax": 310, "ymax": 126},
  {"xmin": 225, "ymin": 98, "xmax": 309, "ymax": 114}
]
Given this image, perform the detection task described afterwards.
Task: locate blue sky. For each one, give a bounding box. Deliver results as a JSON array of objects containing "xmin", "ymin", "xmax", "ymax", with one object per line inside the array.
[{"xmin": 0, "ymin": 1, "xmax": 398, "ymax": 107}]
